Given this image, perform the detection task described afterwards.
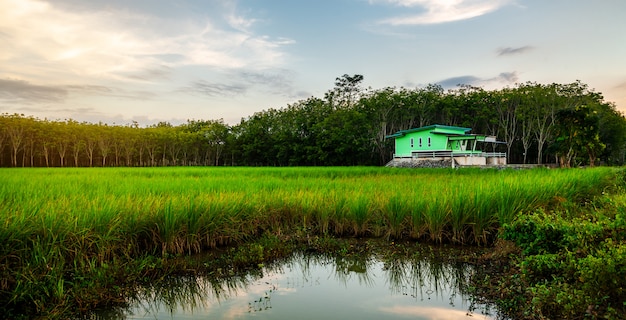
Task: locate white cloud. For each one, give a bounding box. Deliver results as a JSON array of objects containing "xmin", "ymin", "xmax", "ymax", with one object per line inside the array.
[
  {"xmin": 375, "ymin": 0, "xmax": 514, "ymax": 25},
  {"xmin": 0, "ymin": 0, "xmax": 293, "ymax": 84},
  {"xmin": 379, "ymin": 305, "xmax": 492, "ymax": 319}
]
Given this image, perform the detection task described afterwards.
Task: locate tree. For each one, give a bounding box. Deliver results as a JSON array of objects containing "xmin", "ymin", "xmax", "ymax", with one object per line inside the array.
[
  {"xmin": 1, "ymin": 77, "xmax": 624, "ymax": 168},
  {"xmin": 67, "ymin": 121, "xmax": 85, "ymax": 167},
  {"xmin": 141, "ymin": 127, "xmax": 161, "ymax": 167},
  {"xmin": 455, "ymin": 85, "xmax": 496, "ymax": 135},
  {"xmin": 0, "ymin": 115, "xmax": 7, "ymax": 166},
  {"xmin": 22, "ymin": 119, "xmax": 41, "ymax": 167},
  {"xmin": 596, "ymin": 102, "xmax": 626, "ymax": 165},
  {"xmin": 551, "ymin": 105, "xmax": 604, "ymax": 167},
  {"xmin": 409, "ymin": 84, "xmax": 443, "ymax": 129},
  {"xmin": 120, "ymin": 124, "xmax": 139, "ymax": 166},
  {"xmin": 325, "ymin": 74, "xmax": 364, "ymax": 109},
  {"xmin": 165, "ymin": 127, "xmax": 183, "ymax": 166},
  {"xmin": 6, "ymin": 114, "xmax": 26, "ymax": 167},
  {"xmin": 203, "ymin": 119, "xmax": 230, "ymax": 166},
  {"xmin": 53, "ymin": 121, "xmax": 70, "ymax": 167},
  {"xmin": 525, "ymin": 83, "xmax": 561, "ymax": 164},
  {"xmin": 494, "ymin": 87, "xmax": 521, "ymax": 163},
  {"xmin": 97, "ymin": 124, "xmax": 112, "ymax": 167},
  {"xmin": 361, "ymin": 87, "xmax": 399, "ymax": 165}
]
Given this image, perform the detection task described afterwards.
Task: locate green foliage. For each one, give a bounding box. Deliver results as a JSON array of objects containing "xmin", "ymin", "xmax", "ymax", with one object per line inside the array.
[
  {"xmin": 3, "ymin": 79, "xmax": 626, "ymax": 167},
  {"xmin": 550, "ymin": 105, "xmax": 605, "ymax": 167},
  {"xmin": 495, "ymin": 184, "xmax": 626, "ymax": 318},
  {"xmin": 502, "ymin": 210, "xmax": 571, "ymax": 255}
]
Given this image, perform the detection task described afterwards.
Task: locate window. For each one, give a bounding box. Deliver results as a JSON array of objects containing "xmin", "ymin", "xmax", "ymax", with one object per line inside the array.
[
  {"xmin": 428, "ymin": 137, "xmax": 431, "ymax": 147},
  {"xmin": 419, "ymin": 138, "xmax": 422, "ymax": 147},
  {"xmin": 410, "ymin": 138, "xmax": 414, "ymax": 148}
]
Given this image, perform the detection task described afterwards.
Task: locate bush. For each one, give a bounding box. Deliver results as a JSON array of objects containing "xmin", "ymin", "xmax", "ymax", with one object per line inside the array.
[{"xmin": 493, "ymin": 187, "xmax": 626, "ymax": 318}]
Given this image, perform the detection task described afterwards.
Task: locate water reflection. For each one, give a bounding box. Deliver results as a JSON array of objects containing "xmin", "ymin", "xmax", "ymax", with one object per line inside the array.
[{"xmin": 102, "ymin": 252, "xmax": 497, "ymax": 319}]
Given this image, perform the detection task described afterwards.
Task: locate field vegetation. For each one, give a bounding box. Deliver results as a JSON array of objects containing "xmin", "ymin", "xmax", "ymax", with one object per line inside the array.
[
  {"xmin": 472, "ymin": 174, "xmax": 626, "ymax": 319},
  {"xmin": 0, "ymin": 166, "xmax": 621, "ymax": 318}
]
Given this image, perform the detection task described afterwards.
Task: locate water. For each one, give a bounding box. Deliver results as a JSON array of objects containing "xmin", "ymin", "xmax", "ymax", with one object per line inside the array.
[{"xmin": 101, "ymin": 252, "xmax": 498, "ymax": 320}]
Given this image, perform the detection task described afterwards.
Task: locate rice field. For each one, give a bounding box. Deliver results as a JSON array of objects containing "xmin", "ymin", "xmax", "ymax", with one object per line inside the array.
[
  {"xmin": 0, "ymin": 166, "xmax": 616, "ymax": 249},
  {"xmin": 0, "ymin": 166, "xmax": 619, "ymax": 316}
]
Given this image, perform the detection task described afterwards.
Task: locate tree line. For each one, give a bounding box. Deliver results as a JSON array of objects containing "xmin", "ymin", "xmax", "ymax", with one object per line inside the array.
[{"xmin": 1, "ymin": 75, "xmax": 625, "ymax": 167}]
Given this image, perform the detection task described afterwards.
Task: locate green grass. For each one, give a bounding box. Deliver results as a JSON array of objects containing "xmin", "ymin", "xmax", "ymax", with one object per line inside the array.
[{"xmin": 0, "ymin": 166, "xmax": 619, "ymax": 318}]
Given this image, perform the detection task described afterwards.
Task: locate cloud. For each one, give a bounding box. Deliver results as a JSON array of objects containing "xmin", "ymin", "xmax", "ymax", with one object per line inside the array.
[
  {"xmin": 379, "ymin": 305, "xmax": 488, "ymax": 319},
  {"xmin": 4, "ymin": 104, "xmax": 182, "ymax": 126},
  {"xmin": 497, "ymin": 45, "xmax": 534, "ymax": 56},
  {"xmin": 0, "ymin": 79, "xmax": 68, "ymax": 102},
  {"xmin": 180, "ymin": 80, "xmax": 248, "ymax": 97},
  {"xmin": 497, "ymin": 71, "xmax": 518, "ymax": 83},
  {"xmin": 0, "ymin": 0, "xmax": 294, "ymax": 82},
  {"xmin": 614, "ymin": 81, "xmax": 626, "ymax": 90},
  {"xmin": 66, "ymin": 84, "xmax": 156, "ymax": 100},
  {"xmin": 116, "ymin": 66, "xmax": 173, "ymax": 82},
  {"xmin": 374, "ymin": 0, "xmax": 514, "ymax": 25},
  {"xmin": 64, "ymin": 85, "xmax": 113, "ymax": 95},
  {"xmin": 17, "ymin": 105, "xmax": 96, "ymax": 115},
  {"xmin": 0, "ymin": 78, "xmax": 156, "ymax": 104},
  {"xmin": 179, "ymin": 69, "xmax": 298, "ymax": 99},
  {"xmin": 437, "ymin": 75, "xmax": 482, "ymax": 88},
  {"xmin": 437, "ymin": 71, "xmax": 519, "ymax": 88},
  {"xmin": 238, "ymin": 69, "xmax": 297, "ymax": 95}
]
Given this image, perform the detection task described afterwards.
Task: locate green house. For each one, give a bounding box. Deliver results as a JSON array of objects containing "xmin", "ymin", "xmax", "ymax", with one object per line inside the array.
[{"xmin": 385, "ymin": 124, "xmax": 506, "ymax": 166}]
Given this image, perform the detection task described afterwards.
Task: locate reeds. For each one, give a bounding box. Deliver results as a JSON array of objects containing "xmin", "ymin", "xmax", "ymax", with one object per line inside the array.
[{"xmin": 0, "ymin": 166, "xmax": 619, "ymax": 316}]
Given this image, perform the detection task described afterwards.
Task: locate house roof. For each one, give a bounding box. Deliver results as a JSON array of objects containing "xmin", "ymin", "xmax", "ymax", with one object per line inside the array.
[{"xmin": 385, "ymin": 124, "xmax": 472, "ymax": 139}]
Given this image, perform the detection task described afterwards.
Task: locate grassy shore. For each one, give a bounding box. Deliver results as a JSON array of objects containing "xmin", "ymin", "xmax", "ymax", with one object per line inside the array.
[{"xmin": 0, "ymin": 166, "xmax": 619, "ymax": 318}]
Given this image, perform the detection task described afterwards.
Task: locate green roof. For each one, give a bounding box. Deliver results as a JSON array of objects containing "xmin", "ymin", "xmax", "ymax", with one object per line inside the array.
[{"xmin": 385, "ymin": 124, "xmax": 471, "ymax": 139}]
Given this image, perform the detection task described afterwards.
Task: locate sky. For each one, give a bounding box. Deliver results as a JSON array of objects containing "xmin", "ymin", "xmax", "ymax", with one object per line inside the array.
[{"xmin": 1, "ymin": 0, "xmax": 625, "ymax": 126}]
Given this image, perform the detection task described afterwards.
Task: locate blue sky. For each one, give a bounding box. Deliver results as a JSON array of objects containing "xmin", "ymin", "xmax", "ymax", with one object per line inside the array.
[{"xmin": 1, "ymin": 0, "xmax": 625, "ymax": 125}]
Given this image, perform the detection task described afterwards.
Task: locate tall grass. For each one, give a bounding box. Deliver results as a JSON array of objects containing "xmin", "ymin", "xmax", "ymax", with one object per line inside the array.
[{"xmin": 0, "ymin": 166, "xmax": 619, "ymax": 316}]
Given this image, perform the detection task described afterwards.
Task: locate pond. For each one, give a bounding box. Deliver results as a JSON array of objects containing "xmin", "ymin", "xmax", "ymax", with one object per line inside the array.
[{"xmin": 95, "ymin": 249, "xmax": 500, "ymax": 320}]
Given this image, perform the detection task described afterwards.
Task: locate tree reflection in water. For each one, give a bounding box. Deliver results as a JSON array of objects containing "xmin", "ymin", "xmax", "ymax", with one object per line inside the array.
[{"xmin": 97, "ymin": 251, "xmax": 499, "ymax": 319}]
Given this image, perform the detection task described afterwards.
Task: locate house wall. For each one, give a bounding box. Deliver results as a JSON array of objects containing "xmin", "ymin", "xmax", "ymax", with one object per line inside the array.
[{"xmin": 394, "ymin": 130, "xmax": 465, "ymax": 157}]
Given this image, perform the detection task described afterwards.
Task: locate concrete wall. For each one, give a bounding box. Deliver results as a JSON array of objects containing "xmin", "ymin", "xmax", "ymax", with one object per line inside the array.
[
  {"xmin": 386, "ymin": 156, "xmax": 507, "ymax": 168},
  {"xmin": 453, "ymin": 156, "xmax": 486, "ymax": 166},
  {"xmin": 487, "ymin": 157, "xmax": 507, "ymax": 165},
  {"xmin": 454, "ymin": 156, "xmax": 507, "ymax": 166},
  {"xmin": 386, "ymin": 158, "xmax": 453, "ymax": 168}
]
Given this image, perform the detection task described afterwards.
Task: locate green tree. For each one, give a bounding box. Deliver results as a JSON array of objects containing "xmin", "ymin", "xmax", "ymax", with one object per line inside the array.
[
  {"xmin": 361, "ymin": 87, "xmax": 400, "ymax": 165},
  {"xmin": 325, "ymin": 74, "xmax": 364, "ymax": 109},
  {"xmin": 119, "ymin": 124, "xmax": 139, "ymax": 166},
  {"xmin": 596, "ymin": 102, "xmax": 626, "ymax": 165},
  {"xmin": 21, "ymin": 118, "xmax": 41, "ymax": 167},
  {"xmin": 204, "ymin": 119, "xmax": 230, "ymax": 166},
  {"xmin": 235, "ymin": 110, "xmax": 279, "ymax": 166},
  {"xmin": 0, "ymin": 115, "xmax": 7, "ymax": 166},
  {"xmin": 5, "ymin": 114, "xmax": 27, "ymax": 167},
  {"xmin": 525, "ymin": 82, "xmax": 561, "ymax": 164},
  {"xmin": 494, "ymin": 87, "xmax": 521, "ymax": 163},
  {"xmin": 68, "ymin": 120, "xmax": 85, "ymax": 167},
  {"xmin": 551, "ymin": 105, "xmax": 604, "ymax": 167},
  {"xmin": 53, "ymin": 121, "xmax": 70, "ymax": 167}
]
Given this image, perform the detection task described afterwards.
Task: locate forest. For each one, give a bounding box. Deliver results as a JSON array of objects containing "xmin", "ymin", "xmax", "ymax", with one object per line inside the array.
[{"xmin": 1, "ymin": 75, "xmax": 625, "ymax": 167}]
